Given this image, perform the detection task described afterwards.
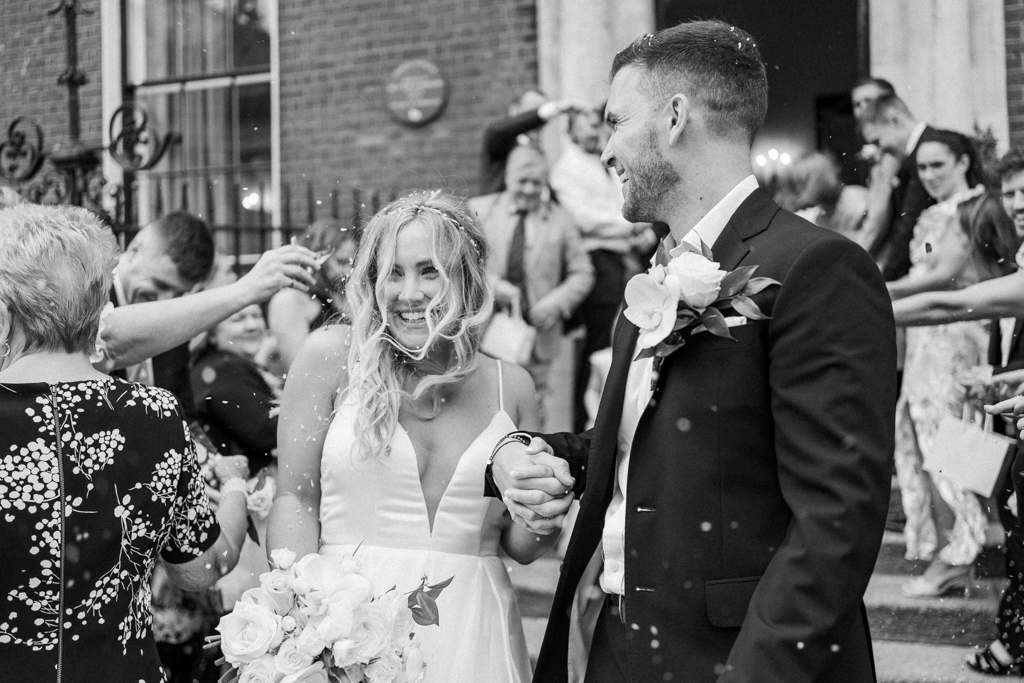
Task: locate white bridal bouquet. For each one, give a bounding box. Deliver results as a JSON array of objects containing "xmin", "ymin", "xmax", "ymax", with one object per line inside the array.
[{"xmin": 211, "ymin": 548, "xmax": 451, "ymax": 683}]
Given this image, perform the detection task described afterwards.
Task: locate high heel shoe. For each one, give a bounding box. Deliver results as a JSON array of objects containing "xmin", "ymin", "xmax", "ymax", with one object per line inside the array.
[
  {"xmin": 966, "ymin": 643, "xmax": 1022, "ymax": 676},
  {"xmin": 900, "ymin": 564, "xmax": 974, "ymax": 599}
]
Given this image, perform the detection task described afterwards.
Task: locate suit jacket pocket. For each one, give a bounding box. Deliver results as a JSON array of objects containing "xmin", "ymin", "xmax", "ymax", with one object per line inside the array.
[{"xmin": 704, "ymin": 575, "xmax": 762, "ymax": 628}]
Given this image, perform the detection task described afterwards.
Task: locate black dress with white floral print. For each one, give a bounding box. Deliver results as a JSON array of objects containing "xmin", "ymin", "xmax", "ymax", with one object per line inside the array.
[{"xmin": 0, "ymin": 378, "xmax": 220, "ymax": 683}]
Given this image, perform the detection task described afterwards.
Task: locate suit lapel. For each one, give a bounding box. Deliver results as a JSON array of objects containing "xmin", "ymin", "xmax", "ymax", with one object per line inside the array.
[
  {"xmin": 582, "ymin": 311, "xmax": 638, "ymax": 507},
  {"xmin": 711, "ymin": 187, "xmax": 780, "ymax": 270}
]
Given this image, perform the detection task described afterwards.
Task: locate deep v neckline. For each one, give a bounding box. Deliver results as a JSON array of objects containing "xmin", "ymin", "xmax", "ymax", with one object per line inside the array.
[{"xmin": 395, "ymin": 409, "xmax": 511, "ymax": 535}]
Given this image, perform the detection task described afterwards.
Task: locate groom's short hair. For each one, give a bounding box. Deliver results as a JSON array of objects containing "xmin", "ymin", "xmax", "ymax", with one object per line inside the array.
[{"xmin": 611, "ymin": 20, "xmax": 768, "ymax": 145}]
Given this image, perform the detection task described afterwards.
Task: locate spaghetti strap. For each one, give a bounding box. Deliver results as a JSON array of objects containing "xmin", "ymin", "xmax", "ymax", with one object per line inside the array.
[{"xmin": 496, "ymin": 359, "xmax": 505, "ymax": 413}]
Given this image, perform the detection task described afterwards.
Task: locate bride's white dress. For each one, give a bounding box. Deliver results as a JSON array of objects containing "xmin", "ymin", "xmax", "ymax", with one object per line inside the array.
[{"xmin": 318, "ymin": 362, "xmax": 531, "ymax": 682}]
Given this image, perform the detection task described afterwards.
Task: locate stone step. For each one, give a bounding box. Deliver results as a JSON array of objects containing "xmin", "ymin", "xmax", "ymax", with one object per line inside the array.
[
  {"xmin": 874, "ymin": 641, "xmax": 1000, "ymax": 683},
  {"xmin": 875, "ymin": 530, "xmax": 1007, "ymax": 579},
  {"xmin": 865, "ymin": 573, "xmax": 1001, "ymax": 647}
]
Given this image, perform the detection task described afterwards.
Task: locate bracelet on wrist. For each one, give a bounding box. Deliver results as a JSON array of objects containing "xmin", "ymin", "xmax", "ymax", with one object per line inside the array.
[
  {"xmin": 488, "ymin": 432, "xmax": 532, "ymax": 465},
  {"xmin": 220, "ymin": 478, "xmax": 250, "ymax": 496}
]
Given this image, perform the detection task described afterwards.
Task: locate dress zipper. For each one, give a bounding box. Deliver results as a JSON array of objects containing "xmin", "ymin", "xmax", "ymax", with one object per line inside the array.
[{"xmin": 49, "ymin": 386, "xmax": 66, "ymax": 683}]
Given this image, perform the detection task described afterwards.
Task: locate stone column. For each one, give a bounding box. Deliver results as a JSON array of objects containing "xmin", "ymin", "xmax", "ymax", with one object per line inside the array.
[
  {"xmin": 535, "ymin": 0, "xmax": 654, "ymax": 159},
  {"xmin": 870, "ymin": 0, "xmax": 1010, "ymax": 150}
]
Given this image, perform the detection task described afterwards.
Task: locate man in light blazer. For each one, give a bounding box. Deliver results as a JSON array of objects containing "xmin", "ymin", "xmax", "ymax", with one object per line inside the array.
[
  {"xmin": 488, "ymin": 20, "xmax": 896, "ymax": 683},
  {"xmin": 469, "ymin": 145, "xmax": 594, "ymax": 425}
]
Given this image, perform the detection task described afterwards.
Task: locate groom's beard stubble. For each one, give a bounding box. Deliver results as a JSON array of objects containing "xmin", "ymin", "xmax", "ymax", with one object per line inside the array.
[{"xmin": 622, "ymin": 127, "xmax": 681, "ymax": 224}]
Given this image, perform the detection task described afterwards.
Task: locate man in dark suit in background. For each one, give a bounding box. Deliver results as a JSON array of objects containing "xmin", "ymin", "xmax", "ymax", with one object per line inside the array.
[
  {"xmin": 489, "ymin": 20, "xmax": 897, "ymax": 683},
  {"xmin": 860, "ymin": 94, "xmax": 937, "ymax": 281}
]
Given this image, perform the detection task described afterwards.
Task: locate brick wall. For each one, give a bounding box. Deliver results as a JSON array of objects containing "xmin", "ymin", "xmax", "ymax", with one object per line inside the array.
[
  {"xmin": 1008, "ymin": 0, "xmax": 1024, "ymax": 149},
  {"xmin": 279, "ymin": 0, "xmax": 539, "ymax": 223},
  {"xmin": 0, "ymin": 3, "xmax": 104, "ymax": 159}
]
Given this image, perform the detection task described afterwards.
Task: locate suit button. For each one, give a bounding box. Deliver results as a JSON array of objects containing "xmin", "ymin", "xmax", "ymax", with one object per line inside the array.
[{"xmin": 559, "ymin": 561, "xmax": 564, "ymax": 572}]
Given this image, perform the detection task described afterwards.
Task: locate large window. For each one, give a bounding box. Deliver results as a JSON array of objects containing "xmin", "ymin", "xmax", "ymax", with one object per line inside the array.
[{"xmin": 126, "ymin": 0, "xmax": 274, "ymax": 230}]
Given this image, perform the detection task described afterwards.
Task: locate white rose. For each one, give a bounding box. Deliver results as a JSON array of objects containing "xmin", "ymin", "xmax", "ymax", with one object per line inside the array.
[
  {"xmin": 293, "ymin": 625, "xmax": 329, "ymax": 659},
  {"xmin": 331, "ymin": 638, "xmax": 358, "ymax": 668},
  {"xmin": 273, "ymin": 639, "xmax": 314, "ymax": 676},
  {"xmin": 665, "ymin": 252, "xmax": 726, "ymax": 310},
  {"xmin": 309, "ymin": 592, "xmax": 359, "ymax": 643},
  {"xmin": 242, "ymin": 586, "xmax": 292, "ymax": 617},
  {"xmin": 622, "ymin": 270, "xmax": 681, "ymax": 349},
  {"xmin": 292, "ymin": 555, "xmax": 375, "ymax": 602},
  {"xmin": 271, "ymin": 548, "xmax": 297, "ymax": 570},
  {"xmin": 402, "ymin": 642, "xmax": 425, "ymax": 683},
  {"xmin": 365, "ymin": 652, "xmax": 403, "ymax": 683},
  {"xmin": 350, "ymin": 602, "xmax": 391, "ymax": 662},
  {"xmin": 333, "ymin": 664, "xmax": 365, "ymax": 683},
  {"xmin": 238, "ymin": 654, "xmax": 280, "ymax": 683},
  {"xmin": 261, "ymin": 570, "xmax": 295, "ymax": 611},
  {"xmin": 247, "ymin": 478, "xmax": 276, "ymax": 519},
  {"xmin": 278, "ymin": 662, "xmax": 329, "ymax": 683},
  {"xmin": 382, "ymin": 591, "xmax": 414, "ymax": 644},
  {"xmin": 217, "ymin": 601, "xmax": 284, "ymax": 666}
]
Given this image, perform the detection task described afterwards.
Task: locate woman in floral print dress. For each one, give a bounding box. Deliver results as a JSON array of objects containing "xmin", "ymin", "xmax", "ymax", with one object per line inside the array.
[{"xmin": 0, "ymin": 204, "xmax": 250, "ymax": 683}]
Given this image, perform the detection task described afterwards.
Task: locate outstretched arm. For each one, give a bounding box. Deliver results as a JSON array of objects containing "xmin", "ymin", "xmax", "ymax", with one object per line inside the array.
[
  {"xmin": 722, "ymin": 237, "xmax": 897, "ymax": 683},
  {"xmin": 96, "ymin": 246, "xmax": 318, "ymax": 370},
  {"xmin": 893, "ymin": 270, "xmax": 1024, "ymax": 326},
  {"xmin": 266, "ymin": 326, "xmax": 349, "ymax": 560}
]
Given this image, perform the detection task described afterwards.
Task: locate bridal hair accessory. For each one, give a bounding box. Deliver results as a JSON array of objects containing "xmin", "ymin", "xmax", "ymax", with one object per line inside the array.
[
  {"xmin": 210, "ymin": 549, "xmax": 450, "ymax": 683},
  {"xmin": 380, "ymin": 191, "xmax": 483, "ymax": 262},
  {"xmin": 623, "ymin": 239, "xmax": 780, "ymax": 388}
]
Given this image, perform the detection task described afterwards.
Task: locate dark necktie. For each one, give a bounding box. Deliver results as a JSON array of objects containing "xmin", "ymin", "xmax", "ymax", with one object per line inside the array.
[{"xmin": 506, "ymin": 210, "xmax": 529, "ymax": 313}]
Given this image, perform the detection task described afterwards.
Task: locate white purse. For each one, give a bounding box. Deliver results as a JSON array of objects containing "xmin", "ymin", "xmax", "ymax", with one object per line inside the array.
[
  {"xmin": 924, "ymin": 406, "xmax": 1015, "ymax": 498},
  {"xmin": 480, "ymin": 296, "xmax": 536, "ymax": 366}
]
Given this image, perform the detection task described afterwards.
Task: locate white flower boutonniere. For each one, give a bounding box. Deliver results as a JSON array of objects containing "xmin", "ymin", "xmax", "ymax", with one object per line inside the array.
[{"xmin": 623, "ymin": 241, "xmax": 780, "ymax": 373}]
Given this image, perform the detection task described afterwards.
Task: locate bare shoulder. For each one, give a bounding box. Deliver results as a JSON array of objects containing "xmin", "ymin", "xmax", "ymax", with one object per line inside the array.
[
  {"xmin": 287, "ymin": 324, "xmax": 352, "ymax": 391},
  {"xmin": 491, "ymin": 359, "xmax": 537, "ymax": 428},
  {"xmin": 298, "ymin": 324, "xmax": 351, "ymax": 363}
]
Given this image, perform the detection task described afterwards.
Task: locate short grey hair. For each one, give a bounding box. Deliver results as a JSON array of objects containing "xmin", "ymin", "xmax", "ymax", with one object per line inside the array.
[{"xmin": 0, "ymin": 204, "xmax": 119, "ymax": 354}]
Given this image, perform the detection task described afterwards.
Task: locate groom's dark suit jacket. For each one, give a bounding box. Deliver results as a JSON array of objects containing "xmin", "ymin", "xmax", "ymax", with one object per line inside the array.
[{"xmin": 534, "ymin": 188, "xmax": 897, "ymax": 683}]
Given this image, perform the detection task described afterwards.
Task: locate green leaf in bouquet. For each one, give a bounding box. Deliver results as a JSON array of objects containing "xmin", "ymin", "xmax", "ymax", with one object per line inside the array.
[
  {"xmin": 654, "ymin": 342, "xmax": 686, "ymax": 357},
  {"xmin": 718, "ymin": 265, "xmax": 758, "ymax": 299},
  {"xmin": 700, "ymin": 307, "xmax": 735, "ymax": 340},
  {"xmin": 742, "ymin": 276, "xmax": 780, "ymax": 296},
  {"xmin": 411, "ymin": 591, "xmax": 441, "ymax": 627},
  {"xmin": 672, "ymin": 310, "xmax": 698, "ymax": 331},
  {"xmin": 729, "ymin": 295, "xmax": 770, "ymax": 321},
  {"xmin": 425, "ymin": 575, "xmax": 454, "ymax": 600},
  {"xmin": 246, "ymin": 515, "xmax": 260, "ymax": 546}
]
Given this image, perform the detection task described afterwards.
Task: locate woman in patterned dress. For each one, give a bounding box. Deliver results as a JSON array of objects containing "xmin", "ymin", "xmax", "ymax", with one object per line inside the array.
[
  {"xmin": 887, "ymin": 132, "xmax": 1021, "ymax": 598},
  {"xmin": 0, "ymin": 204, "xmax": 250, "ymax": 683}
]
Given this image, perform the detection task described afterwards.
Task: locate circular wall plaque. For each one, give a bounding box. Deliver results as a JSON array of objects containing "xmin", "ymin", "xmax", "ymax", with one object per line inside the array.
[{"xmin": 385, "ymin": 59, "xmax": 449, "ymax": 127}]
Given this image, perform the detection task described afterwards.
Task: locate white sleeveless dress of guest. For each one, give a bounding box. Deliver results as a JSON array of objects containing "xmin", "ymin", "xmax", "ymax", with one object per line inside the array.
[{"xmin": 318, "ymin": 362, "xmax": 531, "ymax": 683}]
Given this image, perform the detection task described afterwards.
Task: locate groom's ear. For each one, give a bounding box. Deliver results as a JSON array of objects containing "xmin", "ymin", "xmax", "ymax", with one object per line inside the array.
[{"xmin": 666, "ymin": 94, "xmax": 690, "ymax": 146}]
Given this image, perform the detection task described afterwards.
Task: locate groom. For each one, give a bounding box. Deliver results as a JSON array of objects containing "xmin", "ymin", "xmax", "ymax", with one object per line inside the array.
[{"xmin": 487, "ymin": 20, "xmax": 897, "ymax": 683}]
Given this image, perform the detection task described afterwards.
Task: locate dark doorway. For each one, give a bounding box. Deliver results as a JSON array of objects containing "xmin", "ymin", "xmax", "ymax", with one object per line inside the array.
[{"xmin": 657, "ymin": 0, "xmax": 865, "ymax": 185}]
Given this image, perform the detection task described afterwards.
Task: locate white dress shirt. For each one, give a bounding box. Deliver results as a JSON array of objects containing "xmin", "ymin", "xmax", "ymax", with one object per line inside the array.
[
  {"xmin": 599, "ymin": 174, "xmax": 760, "ymax": 596},
  {"xmin": 906, "ymin": 121, "xmax": 928, "ymax": 157}
]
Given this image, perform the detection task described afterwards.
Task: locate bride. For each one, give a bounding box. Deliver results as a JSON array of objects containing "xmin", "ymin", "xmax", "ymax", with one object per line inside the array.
[{"xmin": 267, "ymin": 191, "xmax": 568, "ymax": 682}]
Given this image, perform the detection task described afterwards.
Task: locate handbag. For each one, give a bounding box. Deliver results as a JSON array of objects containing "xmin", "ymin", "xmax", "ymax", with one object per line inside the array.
[
  {"xmin": 923, "ymin": 405, "xmax": 1015, "ymax": 498},
  {"xmin": 480, "ymin": 296, "xmax": 536, "ymax": 366}
]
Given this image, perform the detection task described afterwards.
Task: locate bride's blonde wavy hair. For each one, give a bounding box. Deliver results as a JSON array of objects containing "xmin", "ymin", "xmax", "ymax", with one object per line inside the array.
[{"xmin": 343, "ymin": 190, "xmax": 493, "ymax": 460}]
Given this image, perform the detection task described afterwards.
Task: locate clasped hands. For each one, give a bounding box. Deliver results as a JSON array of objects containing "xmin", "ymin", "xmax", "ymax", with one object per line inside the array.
[{"xmin": 492, "ymin": 437, "xmax": 575, "ymax": 535}]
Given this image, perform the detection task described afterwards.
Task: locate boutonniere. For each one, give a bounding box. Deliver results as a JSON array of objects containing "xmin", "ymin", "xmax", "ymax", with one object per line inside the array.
[{"xmin": 622, "ymin": 241, "xmax": 780, "ymax": 384}]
